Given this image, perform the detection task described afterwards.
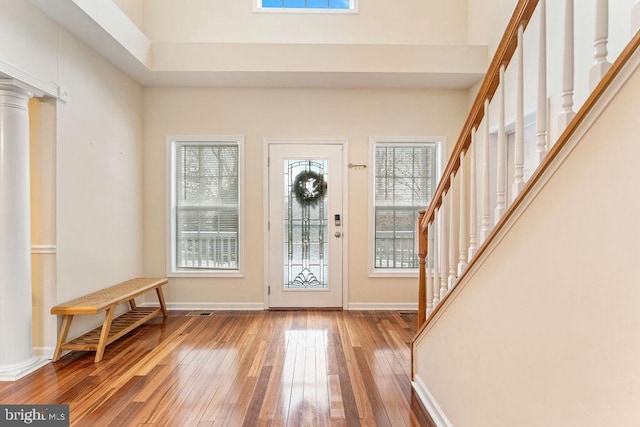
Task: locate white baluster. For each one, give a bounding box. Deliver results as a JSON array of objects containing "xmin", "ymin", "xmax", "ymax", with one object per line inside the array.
[
  {"xmin": 481, "ymin": 100, "xmax": 491, "ymax": 242},
  {"xmin": 559, "ymin": 0, "xmax": 576, "ymax": 130},
  {"xmin": 590, "ymin": 0, "xmax": 610, "ymax": 90},
  {"xmin": 513, "ymin": 25, "xmax": 525, "ymax": 199},
  {"xmin": 537, "ymin": 0, "xmax": 548, "ymax": 163},
  {"xmin": 426, "ymin": 220, "xmax": 433, "ymax": 315},
  {"xmin": 448, "ymin": 174, "xmax": 457, "ymax": 290},
  {"xmin": 496, "ymin": 66, "xmax": 506, "ymax": 222},
  {"xmin": 633, "ymin": 2, "xmax": 640, "ymax": 35},
  {"xmin": 468, "ymin": 128, "xmax": 478, "ymax": 259},
  {"xmin": 432, "ymin": 209, "xmax": 440, "ymax": 307},
  {"xmin": 458, "ymin": 151, "xmax": 467, "ymax": 275},
  {"xmin": 440, "ymin": 194, "xmax": 449, "ymax": 299}
]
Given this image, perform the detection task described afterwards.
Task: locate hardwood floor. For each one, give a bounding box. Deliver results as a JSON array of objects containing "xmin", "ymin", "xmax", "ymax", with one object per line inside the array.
[{"xmin": 0, "ymin": 311, "xmax": 435, "ymax": 426}]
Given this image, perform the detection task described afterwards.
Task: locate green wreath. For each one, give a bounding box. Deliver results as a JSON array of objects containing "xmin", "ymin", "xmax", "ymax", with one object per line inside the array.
[{"xmin": 293, "ymin": 170, "xmax": 326, "ymax": 207}]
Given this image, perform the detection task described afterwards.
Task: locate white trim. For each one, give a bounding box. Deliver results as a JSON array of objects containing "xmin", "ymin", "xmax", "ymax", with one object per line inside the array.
[
  {"xmin": 31, "ymin": 245, "xmax": 57, "ymax": 255},
  {"xmin": 253, "ymin": 0, "xmax": 358, "ymax": 14},
  {"xmin": 166, "ymin": 135, "xmax": 245, "ymax": 278},
  {"xmin": 347, "ymin": 302, "xmax": 417, "ymax": 311},
  {"xmin": 415, "ymin": 35, "xmax": 640, "ymax": 345},
  {"xmin": 0, "ymin": 60, "xmax": 58, "ymax": 99},
  {"xmin": 263, "ymin": 138, "xmax": 350, "ymax": 309},
  {"xmin": 139, "ymin": 302, "xmax": 265, "ymax": 311},
  {"xmin": 412, "ymin": 374, "xmax": 453, "ymax": 427},
  {"xmin": 368, "ymin": 270, "xmax": 418, "ymax": 279},
  {"xmin": 167, "ymin": 271, "xmax": 244, "ymax": 279},
  {"xmin": 368, "ymin": 136, "xmax": 445, "ymax": 276},
  {"xmin": 0, "ymin": 357, "xmax": 49, "ymax": 382}
]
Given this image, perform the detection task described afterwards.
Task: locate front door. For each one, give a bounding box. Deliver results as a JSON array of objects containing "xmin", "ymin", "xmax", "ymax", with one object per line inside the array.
[{"xmin": 267, "ymin": 143, "xmax": 344, "ymax": 308}]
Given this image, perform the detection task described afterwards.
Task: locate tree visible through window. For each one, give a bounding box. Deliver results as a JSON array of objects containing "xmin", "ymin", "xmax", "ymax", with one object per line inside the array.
[
  {"xmin": 172, "ymin": 140, "xmax": 240, "ymax": 272},
  {"xmin": 373, "ymin": 142, "xmax": 437, "ymax": 270},
  {"xmin": 260, "ymin": 0, "xmax": 351, "ymax": 9}
]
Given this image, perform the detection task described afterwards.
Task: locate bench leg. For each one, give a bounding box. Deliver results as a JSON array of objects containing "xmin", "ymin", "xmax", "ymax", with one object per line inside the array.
[
  {"xmin": 95, "ymin": 307, "xmax": 115, "ymax": 363},
  {"xmin": 128, "ymin": 298, "xmax": 137, "ymax": 309},
  {"xmin": 52, "ymin": 315, "xmax": 74, "ymax": 362},
  {"xmin": 156, "ymin": 286, "xmax": 168, "ymax": 317}
]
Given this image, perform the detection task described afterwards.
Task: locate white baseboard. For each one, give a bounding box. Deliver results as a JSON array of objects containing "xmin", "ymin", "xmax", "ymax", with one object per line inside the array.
[
  {"xmin": 0, "ymin": 356, "xmax": 49, "ymax": 382},
  {"xmin": 412, "ymin": 374, "xmax": 453, "ymax": 427},
  {"xmin": 347, "ymin": 302, "xmax": 418, "ymax": 311},
  {"xmin": 139, "ymin": 302, "xmax": 265, "ymax": 311}
]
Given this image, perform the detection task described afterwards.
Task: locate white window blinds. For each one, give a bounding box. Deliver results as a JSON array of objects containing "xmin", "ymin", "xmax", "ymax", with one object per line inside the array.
[
  {"xmin": 174, "ymin": 141, "xmax": 239, "ymax": 270},
  {"xmin": 374, "ymin": 143, "xmax": 436, "ymax": 269}
]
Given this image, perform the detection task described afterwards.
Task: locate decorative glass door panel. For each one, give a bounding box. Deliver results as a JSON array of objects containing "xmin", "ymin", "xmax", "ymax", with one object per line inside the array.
[
  {"xmin": 268, "ymin": 144, "xmax": 343, "ymax": 308},
  {"xmin": 284, "ymin": 160, "xmax": 328, "ymax": 289}
]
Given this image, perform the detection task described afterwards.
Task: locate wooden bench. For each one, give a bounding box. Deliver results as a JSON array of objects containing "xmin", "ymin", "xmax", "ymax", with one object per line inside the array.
[{"xmin": 51, "ymin": 277, "xmax": 169, "ymax": 363}]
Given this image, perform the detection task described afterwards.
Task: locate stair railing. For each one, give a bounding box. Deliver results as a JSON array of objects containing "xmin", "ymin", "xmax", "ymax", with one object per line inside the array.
[{"xmin": 417, "ymin": 0, "xmax": 640, "ymax": 328}]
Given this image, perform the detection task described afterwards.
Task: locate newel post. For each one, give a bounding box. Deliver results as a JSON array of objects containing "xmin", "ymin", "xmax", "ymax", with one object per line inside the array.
[{"xmin": 417, "ymin": 210, "xmax": 428, "ymax": 327}]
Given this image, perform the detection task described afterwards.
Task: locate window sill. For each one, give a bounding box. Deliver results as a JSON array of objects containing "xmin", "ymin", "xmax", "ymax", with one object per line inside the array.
[
  {"xmin": 168, "ymin": 270, "xmax": 244, "ymax": 279},
  {"xmin": 368, "ymin": 269, "xmax": 418, "ymax": 279}
]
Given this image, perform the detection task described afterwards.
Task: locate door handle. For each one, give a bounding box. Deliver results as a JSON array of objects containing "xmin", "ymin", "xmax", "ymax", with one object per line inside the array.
[{"xmin": 334, "ymin": 231, "xmax": 342, "ymax": 238}]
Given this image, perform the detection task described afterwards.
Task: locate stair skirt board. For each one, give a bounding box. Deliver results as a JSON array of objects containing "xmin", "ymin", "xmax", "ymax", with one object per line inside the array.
[{"xmin": 412, "ymin": 374, "xmax": 453, "ymax": 427}]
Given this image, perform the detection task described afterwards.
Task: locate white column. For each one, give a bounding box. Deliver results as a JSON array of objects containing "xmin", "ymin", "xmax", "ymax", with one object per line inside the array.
[
  {"xmin": 448, "ymin": 175, "xmax": 457, "ymax": 290},
  {"xmin": 468, "ymin": 128, "xmax": 478, "ymax": 259},
  {"xmin": 513, "ymin": 25, "xmax": 525, "ymax": 199},
  {"xmin": 432, "ymin": 210, "xmax": 440, "ymax": 307},
  {"xmin": 559, "ymin": 0, "xmax": 576, "ymax": 130},
  {"xmin": 633, "ymin": 2, "xmax": 640, "ymax": 35},
  {"xmin": 439, "ymin": 194, "xmax": 449, "ymax": 300},
  {"xmin": 0, "ymin": 80, "xmax": 46, "ymax": 381},
  {"xmin": 590, "ymin": 0, "xmax": 611, "ymax": 89},
  {"xmin": 426, "ymin": 220, "xmax": 434, "ymax": 314},
  {"xmin": 495, "ymin": 66, "xmax": 506, "ymax": 222},
  {"xmin": 537, "ymin": 0, "xmax": 548, "ymax": 163},
  {"xmin": 481, "ymin": 100, "xmax": 491, "ymax": 242},
  {"xmin": 458, "ymin": 151, "xmax": 467, "ymax": 275}
]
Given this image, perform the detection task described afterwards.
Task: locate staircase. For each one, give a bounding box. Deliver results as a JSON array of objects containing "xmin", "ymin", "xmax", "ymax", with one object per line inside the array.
[{"xmin": 411, "ymin": 1, "xmax": 640, "ymax": 425}]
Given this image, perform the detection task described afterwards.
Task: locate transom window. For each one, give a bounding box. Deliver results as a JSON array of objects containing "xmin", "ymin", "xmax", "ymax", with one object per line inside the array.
[
  {"xmin": 168, "ymin": 137, "xmax": 243, "ymax": 276},
  {"xmin": 257, "ymin": 0, "xmax": 355, "ymax": 11},
  {"xmin": 370, "ymin": 138, "xmax": 440, "ymax": 273}
]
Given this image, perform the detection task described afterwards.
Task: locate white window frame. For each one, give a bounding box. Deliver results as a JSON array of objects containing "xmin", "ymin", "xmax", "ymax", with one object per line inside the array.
[
  {"xmin": 254, "ymin": 0, "xmax": 358, "ymax": 14},
  {"xmin": 167, "ymin": 135, "xmax": 244, "ymax": 278},
  {"xmin": 368, "ymin": 136, "xmax": 444, "ymax": 278}
]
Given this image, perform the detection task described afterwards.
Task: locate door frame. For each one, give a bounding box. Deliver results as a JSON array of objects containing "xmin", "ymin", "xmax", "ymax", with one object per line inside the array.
[{"xmin": 263, "ymin": 138, "xmax": 349, "ymax": 309}]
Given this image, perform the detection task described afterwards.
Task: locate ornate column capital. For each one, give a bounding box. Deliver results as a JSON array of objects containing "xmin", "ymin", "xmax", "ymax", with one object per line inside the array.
[{"xmin": 0, "ymin": 78, "xmax": 45, "ymax": 99}]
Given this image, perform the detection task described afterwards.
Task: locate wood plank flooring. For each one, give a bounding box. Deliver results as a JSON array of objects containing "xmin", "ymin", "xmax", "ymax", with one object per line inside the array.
[{"xmin": 0, "ymin": 310, "xmax": 435, "ymax": 426}]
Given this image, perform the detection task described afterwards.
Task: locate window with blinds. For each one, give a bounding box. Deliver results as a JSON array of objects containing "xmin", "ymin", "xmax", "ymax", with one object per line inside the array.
[
  {"xmin": 373, "ymin": 141, "xmax": 437, "ymax": 271},
  {"xmin": 170, "ymin": 138, "xmax": 241, "ymax": 274}
]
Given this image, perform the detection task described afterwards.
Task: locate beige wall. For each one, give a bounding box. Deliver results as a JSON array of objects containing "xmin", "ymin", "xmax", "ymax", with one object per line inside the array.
[
  {"xmin": 30, "ymin": 97, "xmax": 58, "ymax": 355},
  {"xmin": 142, "ymin": 0, "xmax": 468, "ymax": 45},
  {"xmin": 414, "ymin": 53, "xmax": 640, "ymax": 426},
  {"xmin": 113, "ymin": 0, "xmax": 145, "ymax": 31},
  {"xmin": 1, "ymin": 0, "xmax": 145, "ymax": 348},
  {"xmin": 143, "ymin": 87, "xmax": 467, "ymax": 307},
  {"xmin": 56, "ymin": 31, "xmax": 144, "ymax": 301}
]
